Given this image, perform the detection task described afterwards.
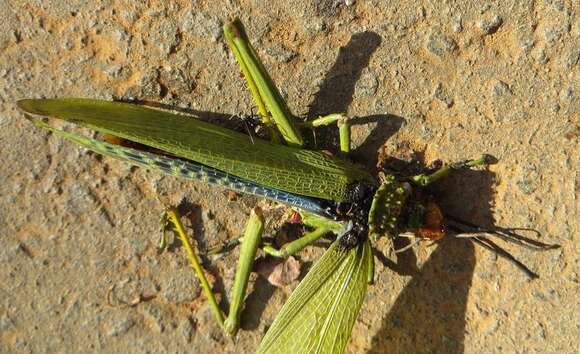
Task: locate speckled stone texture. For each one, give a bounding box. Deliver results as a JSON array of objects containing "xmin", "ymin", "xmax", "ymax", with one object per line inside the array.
[{"xmin": 0, "ymin": 1, "xmax": 577, "ymax": 353}]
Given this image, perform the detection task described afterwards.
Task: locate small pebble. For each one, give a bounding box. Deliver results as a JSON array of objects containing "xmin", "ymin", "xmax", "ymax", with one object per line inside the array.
[
  {"xmin": 263, "ymin": 45, "xmax": 298, "ymax": 63},
  {"xmin": 160, "ymin": 269, "xmax": 201, "ymax": 303},
  {"xmin": 452, "ymin": 15, "xmax": 463, "ymax": 33},
  {"xmin": 139, "ymin": 303, "xmax": 171, "ymax": 333},
  {"xmin": 181, "ymin": 11, "xmax": 222, "ymax": 42},
  {"xmin": 354, "ymin": 70, "xmax": 379, "ymax": 97},
  {"xmin": 106, "ymin": 317, "xmax": 134, "ymax": 337},
  {"xmin": 425, "ymin": 30, "xmax": 457, "ymax": 56},
  {"xmin": 0, "ymin": 314, "xmax": 14, "ymax": 331},
  {"xmin": 491, "ymin": 80, "xmax": 512, "ymax": 97},
  {"xmin": 478, "ymin": 15, "xmax": 503, "ymax": 35},
  {"xmin": 179, "ymin": 317, "xmax": 195, "ymax": 343}
]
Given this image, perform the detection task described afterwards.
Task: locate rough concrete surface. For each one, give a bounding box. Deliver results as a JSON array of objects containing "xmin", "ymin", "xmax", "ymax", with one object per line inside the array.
[{"xmin": 0, "ymin": 1, "xmax": 578, "ymax": 353}]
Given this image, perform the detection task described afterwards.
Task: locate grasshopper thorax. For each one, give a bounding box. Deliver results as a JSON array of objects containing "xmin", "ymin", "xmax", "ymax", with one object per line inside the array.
[
  {"xmin": 367, "ymin": 176, "xmax": 412, "ymax": 242},
  {"xmin": 335, "ymin": 181, "xmax": 377, "ymax": 250}
]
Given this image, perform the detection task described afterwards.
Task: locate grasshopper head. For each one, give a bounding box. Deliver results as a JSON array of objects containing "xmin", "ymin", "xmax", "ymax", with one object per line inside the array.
[{"xmin": 367, "ymin": 176, "xmax": 446, "ymax": 243}]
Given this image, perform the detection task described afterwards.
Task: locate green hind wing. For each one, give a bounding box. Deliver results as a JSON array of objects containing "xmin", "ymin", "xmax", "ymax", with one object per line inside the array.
[
  {"xmin": 18, "ymin": 98, "xmax": 375, "ymax": 202},
  {"xmin": 256, "ymin": 240, "xmax": 371, "ymax": 354}
]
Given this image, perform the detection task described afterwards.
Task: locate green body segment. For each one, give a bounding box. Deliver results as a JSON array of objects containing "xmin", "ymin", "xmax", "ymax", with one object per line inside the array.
[
  {"xmin": 368, "ymin": 177, "xmax": 412, "ymax": 240},
  {"xmin": 257, "ymin": 239, "xmax": 371, "ymax": 354},
  {"xmin": 18, "ymin": 99, "xmax": 375, "ymax": 202}
]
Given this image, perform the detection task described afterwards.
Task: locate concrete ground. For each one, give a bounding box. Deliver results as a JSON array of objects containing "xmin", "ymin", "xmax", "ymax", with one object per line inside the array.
[{"xmin": 0, "ymin": 1, "xmax": 577, "ymax": 353}]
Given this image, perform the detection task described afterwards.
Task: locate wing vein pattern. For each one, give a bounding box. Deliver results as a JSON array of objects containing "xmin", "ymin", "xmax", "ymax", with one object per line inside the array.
[
  {"xmin": 257, "ymin": 240, "xmax": 371, "ymax": 354},
  {"xmin": 19, "ymin": 99, "xmax": 375, "ymax": 202}
]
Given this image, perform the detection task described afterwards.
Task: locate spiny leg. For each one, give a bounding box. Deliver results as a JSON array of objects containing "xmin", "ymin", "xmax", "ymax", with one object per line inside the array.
[
  {"xmin": 161, "ymin": 207, "xmax": 264, "ymax": 335},
  {"xmin": 224, "ymin": 25, "xmax": 279, "ymax": 144},
  {"xmin": 224, "ymin": 19, "xmax": 303, "ymax": 146},
  {"xmin": 338, "ymin": 116, "xmax": 351, "ymax": 154},
  {"xmin": 262, "ymin": 227, "xmax": 331, "ymax": 258},
  {"xmin": 366, "ymin": 244, "xmax": 375, "ymax": 284},
  {"xmin": 224, "ymin": 19, "xmax": 354, "ymax": 153},
  {"xmin": 300, "ymin": 113, "xmax": 351, "ymax": 154},
  {"xmin": 208, "ymin": 211, "xmax": 344, "ymax": 259},
  {"xmin": 223, "ymin": 207, "xmax": 264, "ymax": 334},
  {"xmin": 411, "ymin": 154, "xmax": 498, "ymax": 186},
  {"xmin": 161, "ymin": 208, "xmax": 224, "ymax": 329},
  {"xmin": 205, "ymin": 227, "xmax": 331, "ymax": 259},
  {"xmin": 224, "ymin": 20, "xmax": 353, "ymax": 153},
  {"xmin": 263, "ymin": 211, "xmax": 345, "ymax": 258},
  {"xmin": 394, "ymin": 238, "xmax": 422, "ymax": 254}
]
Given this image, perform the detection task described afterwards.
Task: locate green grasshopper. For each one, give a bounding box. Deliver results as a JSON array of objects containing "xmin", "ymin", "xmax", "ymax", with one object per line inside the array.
[{"xmin": 17, "ymin": 19, "xmax": 558, "ymax": 353}]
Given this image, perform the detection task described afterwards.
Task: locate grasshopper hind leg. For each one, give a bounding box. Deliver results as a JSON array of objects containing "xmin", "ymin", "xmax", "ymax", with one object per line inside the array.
[{"xmin": 160, "ymin": 206, "xmax": 264, "ymax": 335}]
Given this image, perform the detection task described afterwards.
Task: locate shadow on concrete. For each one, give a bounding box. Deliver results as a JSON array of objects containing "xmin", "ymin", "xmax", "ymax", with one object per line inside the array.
[{"xmin": 369, "ymin": 238, "xmax": 476, "ymax": 354}]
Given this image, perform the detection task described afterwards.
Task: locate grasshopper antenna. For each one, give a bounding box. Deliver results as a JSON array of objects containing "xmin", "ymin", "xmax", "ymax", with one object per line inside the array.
[
  {"xmin": 445, "ymin": 215, "xmax": 560, "ymax": 279},
  {"xmin": 229, "ymin": 111, "xmax": 258, "ymax": 144},
  {"xmin": 446, "ymin": 215, "xmax": 559, "ymax": 250},
  {"xmin": 469, "ymin": 236, "xmax": 540, "ymax": 279}
]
